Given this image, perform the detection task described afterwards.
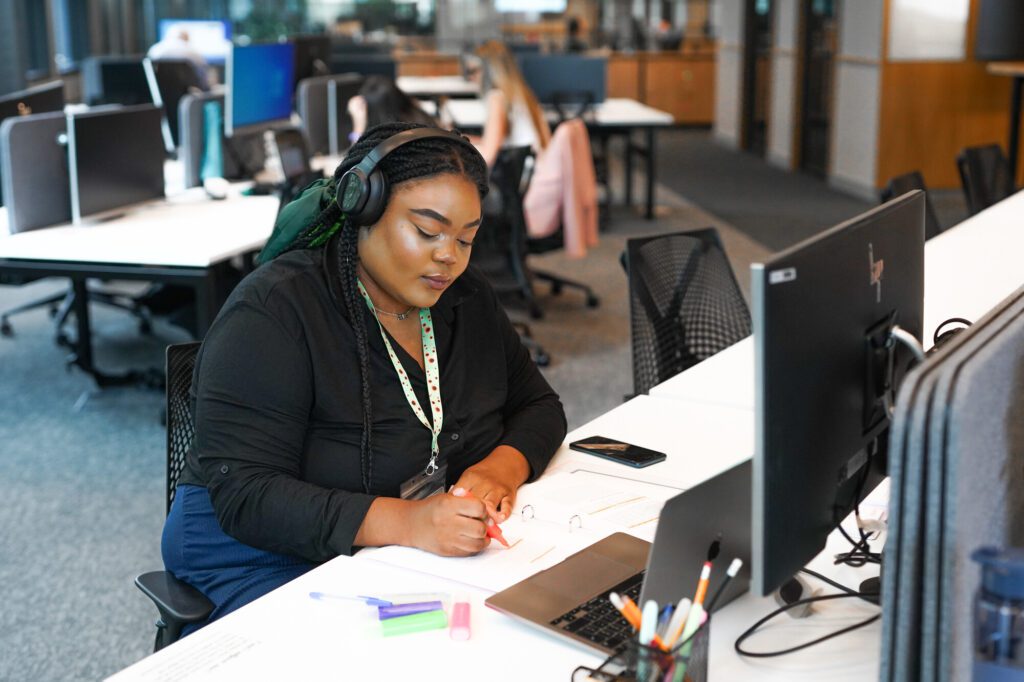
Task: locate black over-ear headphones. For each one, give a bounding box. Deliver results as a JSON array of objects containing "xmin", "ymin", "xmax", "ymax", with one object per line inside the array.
[{"xmin": 336, "ymin": 127, "xmax": 477, "ymax": 227}]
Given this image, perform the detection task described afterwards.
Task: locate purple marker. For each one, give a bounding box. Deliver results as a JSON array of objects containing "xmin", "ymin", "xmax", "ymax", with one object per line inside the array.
[{"xmin": 378, "ymin": 600, "xmax": 445, "ymax": 620}]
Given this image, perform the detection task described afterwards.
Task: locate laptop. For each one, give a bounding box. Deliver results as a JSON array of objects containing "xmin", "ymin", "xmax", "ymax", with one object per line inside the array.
[{"xmin": 485, "ymin": 459, "xmax": 751, "ymax": 655}]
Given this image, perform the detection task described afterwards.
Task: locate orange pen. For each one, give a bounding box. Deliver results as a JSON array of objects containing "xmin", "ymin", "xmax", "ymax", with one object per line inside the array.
[
  {"xmin": 452, "ymin": 487, "xmax": 510, "ymax": 548},
  {"xmin": 609, "ymin": 592, "xmax": 668, "ymax": 650}
]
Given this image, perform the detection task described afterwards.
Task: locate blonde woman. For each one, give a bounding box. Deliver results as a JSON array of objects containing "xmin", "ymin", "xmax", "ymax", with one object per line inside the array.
[{"xmin": 467, "ymin": 41, "xmax": 598, "ymax": 257}]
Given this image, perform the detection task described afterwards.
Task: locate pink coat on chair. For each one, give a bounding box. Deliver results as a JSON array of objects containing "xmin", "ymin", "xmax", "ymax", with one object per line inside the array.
[{"xmin": 522, "ymin": 119, "xmax": 599, "ymax": 259}]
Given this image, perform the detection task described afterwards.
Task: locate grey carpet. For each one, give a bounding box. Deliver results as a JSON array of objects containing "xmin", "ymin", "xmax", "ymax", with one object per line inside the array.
[{"xmin": 655, "ymin": 129, "xmax": 970, "ymax": 250}]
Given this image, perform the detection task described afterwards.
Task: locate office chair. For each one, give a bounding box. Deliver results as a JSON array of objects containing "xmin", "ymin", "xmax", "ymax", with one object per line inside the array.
[
  {"xmin": 879, "ymin": 171, "xmax": 943, "ymax": 240},
  {"xmin": 622, "ymin": 229, "xmax": 751, "ymax": 396},
  {"xmin": 956, "ymin": 144, "xmax": 1014, "ymax": 216},
  {"xmin": 135, "ymin": 342, "xmax": 213, "ymax": 652},
  {"xmin": 472, "ymin": 146, "xmax": 550, "ymax": 365},
  {"xmin": 0, "ymin": 285, "xmax": 153, "ymax": 343}
]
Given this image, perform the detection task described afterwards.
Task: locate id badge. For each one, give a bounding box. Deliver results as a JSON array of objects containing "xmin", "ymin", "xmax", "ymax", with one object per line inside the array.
[{"xmin": 399, "ymin": 462, "xmax": 448, "ymax": 501}]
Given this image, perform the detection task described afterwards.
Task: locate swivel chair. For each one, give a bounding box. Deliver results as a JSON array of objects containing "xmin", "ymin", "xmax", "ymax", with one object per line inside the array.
[
  {"xmin": 956, "ymin": 144, "xmax": 1014, "ymax": 216},
  {"xmin": 135, "ymin": 342, "xmax": 213, "ymax": 651},
  {"xmin": 622, "ymin": 229, "xmax": 751, "ymax": 396},
  {"xmin": 879, "ymin": 171, "xmax": 943, "ymax": 240}
]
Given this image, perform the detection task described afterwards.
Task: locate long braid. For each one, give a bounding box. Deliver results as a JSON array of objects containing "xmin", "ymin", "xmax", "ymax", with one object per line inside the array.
[{"xmin": 274, "ymin": 122, "xmax": 489, "ymax": 495}]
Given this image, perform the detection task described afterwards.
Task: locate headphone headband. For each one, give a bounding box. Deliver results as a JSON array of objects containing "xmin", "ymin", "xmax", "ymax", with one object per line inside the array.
[{"xmin": 337, "ymin": 127, "xmax": 477, "ymax": 226}]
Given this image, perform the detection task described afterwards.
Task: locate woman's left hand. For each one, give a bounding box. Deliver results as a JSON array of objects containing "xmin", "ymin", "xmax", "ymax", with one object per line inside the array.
[{"xmin": 452, "ymin": 445, "xmax": 530, "ymax": 523}]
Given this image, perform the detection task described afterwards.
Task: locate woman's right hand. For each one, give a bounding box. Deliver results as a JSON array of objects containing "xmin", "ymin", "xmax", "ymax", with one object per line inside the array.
[{"xmin": 407, "ymin": 493, "xmax": 491, "ymax": 557}]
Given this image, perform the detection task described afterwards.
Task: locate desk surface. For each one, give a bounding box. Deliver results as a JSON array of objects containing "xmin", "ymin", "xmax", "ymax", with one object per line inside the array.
[
  {"xmin": 0, "ymin": 188, "xmax": 279, "ymax": 268},
  {"xmin": 396, "ymin": 75, "xmax": 480, "ymax": 97},
  {"xmin": 106, "ymin": 192, "xmax": 1024, "ymax": 680},
  {"xmin": 443, "ymin": 97, "xmax": 675, "ymax": 130}
]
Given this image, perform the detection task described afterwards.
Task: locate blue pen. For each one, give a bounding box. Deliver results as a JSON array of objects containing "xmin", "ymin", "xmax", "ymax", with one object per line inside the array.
[
  {"xmin": 308, "ymin": 591, "xmax": 393, "ymax": 607},
  {"xmin": 656, "ymin": 604, "xmax": 674, "ymax": 641}
]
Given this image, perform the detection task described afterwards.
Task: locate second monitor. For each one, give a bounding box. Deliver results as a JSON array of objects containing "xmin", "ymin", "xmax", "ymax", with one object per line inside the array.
[{"xmin": 751, "ymin": 191, "xmax": 926, "ymax": 596}]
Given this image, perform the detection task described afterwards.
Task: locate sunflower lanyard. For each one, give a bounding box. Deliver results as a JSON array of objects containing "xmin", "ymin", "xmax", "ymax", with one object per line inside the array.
[{"xmin": 357, "ymin": 280, "xmax": 443, "ymax": 476}]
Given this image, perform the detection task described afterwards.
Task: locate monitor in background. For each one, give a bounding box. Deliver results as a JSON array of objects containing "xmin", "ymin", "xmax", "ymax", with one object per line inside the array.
[
  {"xmin": 750, "ymin": 191, "xmax": 926, "ymax": 596},
  {"xmin": 143, "ymin": 58, "xmax": 204, "ymax": 152},
  {"xmin": 328, "ymin": 56, "xmax": 397, "ymax": 80},
  {"xmin": 0, "ymin": 81, "xmax": 65, "ymax": 207},
  {"xmin": 517, "ymin": 54, "xmax": 607, "ymax": 104},
  {"xmin": 975, "ymin": 0, "xmax": 1024, "ymax": 61},
  {"xmin": 272, "ymin": 128, "xmax": 311, "ymax": 183},
  {"xmin": 226, "ymin": 42, "xmax": 296, "ymax": 137},
  {"xmin": 67, "ymin": 104, "xmax": 166, "ymax": 224},
  {"xmin": 157, "ymin": 19, "xmax": 232, "ymax": 64},
  {"xmin": 82, "ymin": 57, "xmax": 152, "ymax": 106},
  {"xmin": 495, "ymin": 0, "xmax": 567, "ymax": 11},
  {"xmin": 292, "ymin": 35, "xmax": 332, "ymax": 91},
  {"xmin": 327, "ymin": 74, "xmax": 365, "ymax": 156}
]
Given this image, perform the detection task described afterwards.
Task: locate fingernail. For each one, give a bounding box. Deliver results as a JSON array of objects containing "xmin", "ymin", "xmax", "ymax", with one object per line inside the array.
[
  {"xmin": 486, "ymin": 518, "xmax": 494, "ymax": 526},
  {"xmin": 452, "ymin": 487, "xmax": 466, "ymax": 497}
]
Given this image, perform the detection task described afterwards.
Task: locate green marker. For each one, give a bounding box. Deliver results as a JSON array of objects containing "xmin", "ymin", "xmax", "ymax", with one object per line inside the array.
[{"xmin": 380, "ymin": 608, "xmax": 449, "ymax": 637}]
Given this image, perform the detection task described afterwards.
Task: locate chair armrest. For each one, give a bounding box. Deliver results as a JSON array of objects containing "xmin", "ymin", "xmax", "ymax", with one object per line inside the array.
[{"xmin": 135, "ymin": 571, "xmax": 214, "ymax": 624}]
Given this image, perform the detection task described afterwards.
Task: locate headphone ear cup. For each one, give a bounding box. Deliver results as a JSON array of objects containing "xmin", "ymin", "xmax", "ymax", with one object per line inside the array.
[
  {"xmin": 337, "ymin": 169, "xmax": 368, "ymax": 218},
  {"xmin": 357, "ymin": 169, "xmax": 389, "ymax": 227}
]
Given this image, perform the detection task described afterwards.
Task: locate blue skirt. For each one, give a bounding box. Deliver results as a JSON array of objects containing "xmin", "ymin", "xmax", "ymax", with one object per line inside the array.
[{"xmin": 162, "ymin": 484, "xmax": 314, "ymax": 636}]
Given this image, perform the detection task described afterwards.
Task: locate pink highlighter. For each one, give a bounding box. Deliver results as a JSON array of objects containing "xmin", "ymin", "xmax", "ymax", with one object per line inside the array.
[{"xmin": 450, "ymin": 594, "xmax": 472, "ymax": 641}]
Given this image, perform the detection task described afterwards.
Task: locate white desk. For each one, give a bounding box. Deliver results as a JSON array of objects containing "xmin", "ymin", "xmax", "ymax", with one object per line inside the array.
[
  {"xmin": 106, "ymin": 192, "xmax": 1024, "ymax": 680},
  {"xmin": 0, "ymin": 188, "xmax": 279, "ymax": 384},
  {"xmin": 444, "ymin": 97, "xmax": 674, "ymax": 220},
  {"xmin": 396, "ymin": 75, "xmax": 480, "ymax": 99},
  {"xmin": 649, "ymin": 337, "xmax": 755, "ymax": 411}
]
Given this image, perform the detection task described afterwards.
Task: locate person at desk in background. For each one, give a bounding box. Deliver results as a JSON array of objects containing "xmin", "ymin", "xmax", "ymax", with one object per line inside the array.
[
  {"xmin": 161, "ymin": 121, "xmax": 567, "ymax": 632},
  {"xmin": 565, "ymin": 16, "xmax": 588, "ymax": 53},
  {"xmin": 347, "ymin": 75, "xmax": 437, "ymax": 145},
  {"xmin": 146, "ymin": 28, "xmax": 211, "ymax": 90},
  {"xmin": 468, "ymin": 41, "xmax": 599, "ymax": 258}
]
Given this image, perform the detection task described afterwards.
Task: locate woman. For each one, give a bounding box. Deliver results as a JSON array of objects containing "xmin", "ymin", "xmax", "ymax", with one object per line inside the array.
[
  {"xmin": 162, "ymin": 122, "xmax": 567, "ymax": 629},
  {"xmin": 468, "ymin": 41, "xmax": 598, "ymax": 258},
  {"xmin": 347, "ymin": 75, "xmax": 436, "ymax": 143}
]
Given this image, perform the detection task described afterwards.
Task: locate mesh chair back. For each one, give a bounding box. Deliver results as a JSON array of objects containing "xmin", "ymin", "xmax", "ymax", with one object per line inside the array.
[
  {"xmin": 165, "ymin": 342, "xmax": 201, "ymax": 515},
  {"xmin": 624, "ymin": 229, "xmax": 751, "ymax": 395},
  {"xmin": 956, "ymin": 144, "xmax": 1014, "ymax": 216},
  {"xmin": 880, "ymin": 171, "xmax": 943, "ymax": 240},
  {"xmin": 471, "ymin": 146, "xmax": 534, "ymax": 281}
]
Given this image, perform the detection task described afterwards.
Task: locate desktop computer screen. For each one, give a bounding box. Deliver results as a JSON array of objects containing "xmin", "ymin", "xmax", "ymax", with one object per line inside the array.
[
  {"xmin": 67, "ymin": 104, "xmax": 166, "ymax": 224},
  {"xmin": 975, "ymin": 0, "xmax": 1024, "ymax": 61},
  {"xmin": 157, "ymin": 19, "xmax": 232, "ymax": 64},
  {"xmin": 328, "ymin": 56, "xmax": 397, "ymax": 80},
  {"xmin": 750, "ymin": 191, "xmax": 925, "ymax": 596},
  {"xmin": 0, "ymin": 81, "xmax": 64, "ymax": 207},
  {"xmin": 82, "ymin": 57, "xmax": 152, "ymax": 106},
  {"xmin": 143, "ymin": 58, "xmax": 205, "ymax": 152},
  {"xmin": 517, "ymin": 54, "xmax": 606, "ymax": 104},
  {"xmin": 292, "ymin": 35, "xmax": 332, "ymax": 91},
  {"xmin": 226, "ymin": 43, "xmax": 296, "ymax": 137}
]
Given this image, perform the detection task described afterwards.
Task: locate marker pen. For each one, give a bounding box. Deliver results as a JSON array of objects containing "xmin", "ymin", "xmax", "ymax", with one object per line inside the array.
[
  {"xmin": 380, "ymin": 609, "xmax": 449, "ymax": 637},
  {"xmin": 450, "ymin": 594, "xmax": 471, "ymax": 641}
]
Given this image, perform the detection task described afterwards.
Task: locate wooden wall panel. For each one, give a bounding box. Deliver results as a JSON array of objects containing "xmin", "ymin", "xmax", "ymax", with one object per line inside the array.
[
  {"xmin": 396, "ymin": 54, "xmax": 460, "ymax": 78},
  {"xmin": 876, "ymin": 62, "xmax": 1015, "ymax": 189},
  {"xmin": 644, "ymin": 54, "xmax": 716, "ymax": 124},
  {"xmin": 608, "ymin": 55, "xmax": 642, "ymax": 100}
]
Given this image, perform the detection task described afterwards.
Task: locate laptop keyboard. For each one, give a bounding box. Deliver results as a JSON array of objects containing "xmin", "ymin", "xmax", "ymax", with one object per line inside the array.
[{"xmin": 548, "ymin": 571, "xmax": 645, "ymax": 652}]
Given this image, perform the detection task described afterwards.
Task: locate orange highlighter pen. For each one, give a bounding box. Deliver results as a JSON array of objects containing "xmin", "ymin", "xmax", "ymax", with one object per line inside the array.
[{"xmin": 451, "ymin": 487, "xmax": 510, "ymax": 548}]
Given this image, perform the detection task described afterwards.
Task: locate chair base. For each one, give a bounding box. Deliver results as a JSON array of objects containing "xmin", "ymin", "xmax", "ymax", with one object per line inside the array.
[{"xmin": 533, "ymin": 269, "xmax": 600, "ymax": 308}]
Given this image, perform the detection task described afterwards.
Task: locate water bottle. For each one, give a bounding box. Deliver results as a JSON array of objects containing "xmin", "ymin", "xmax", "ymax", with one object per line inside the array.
[{"xmin": 973, "ymin": 546, "xmax": 1024, "ymax": 681}]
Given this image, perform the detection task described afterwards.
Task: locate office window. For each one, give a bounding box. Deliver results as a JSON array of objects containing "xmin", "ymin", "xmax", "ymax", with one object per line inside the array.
[{"xmin": 889, "ymin": 0, "xmax": 970, "ymax": 61}]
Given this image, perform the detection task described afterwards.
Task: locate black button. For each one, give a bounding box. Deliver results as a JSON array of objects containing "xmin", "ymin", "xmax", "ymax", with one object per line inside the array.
[
  {"xmin": 450, "ymin": 433, "xmax": 460, "ymax": 441},
  {"xmin": 220, "ymin": 465, "xmax": 229, "ymax": 474}
]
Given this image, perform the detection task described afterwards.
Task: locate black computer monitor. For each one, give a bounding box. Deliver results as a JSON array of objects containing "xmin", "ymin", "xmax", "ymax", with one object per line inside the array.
[
  {"xmin": 157, "ymin": 19, "xmax": 232, "ymax": 64},
  {"xmin": 751, "ymin": 191, "xmax": 926, "ymax": 596},
  {"xmin": 82, "ymin": 57, "xmax": 152, "ymax": 106},
  {"xmin": 292, "ymin": 35, "xmax": 332, "ymax": 91},
  {"xmin": 226, "ymin": 43, "xmax": 296, "ymax": 137},
  {"xmin": 67, "ymin": 104, "xmax": 166, "ymax": 224},
  {"xmin": 517, "ymin": 54, "xmax": 606, "ymax": 104},
  {"xmin": 0, "ymin": 81, "xmax": 64, "ymax": 207},
  {"xmin": 327, "ymin": 74, "xmax": 366, "ymax": 156},
  {"xmin": 328, "ymin": 55, "xmax": 397, "ymax": 80},
  {"xmin": 975, "ymin": 0, "xmax": 1024, "ymax": 61},
  {"xmin": 143, "ymin": 58, "xmax": 205, "ymax": 152}
]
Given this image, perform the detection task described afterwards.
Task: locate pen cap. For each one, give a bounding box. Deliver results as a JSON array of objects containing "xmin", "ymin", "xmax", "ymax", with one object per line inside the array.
[{"xmin": 450, "ymin": 593, "xmax": 471, "ymax": 641}]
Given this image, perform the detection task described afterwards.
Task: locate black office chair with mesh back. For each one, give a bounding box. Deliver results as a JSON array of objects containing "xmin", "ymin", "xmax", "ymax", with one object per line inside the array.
[
  {"xmin": 622, "ymin": 229, "xmax": 751, "ymax": 396},
  {"xmin": 135, "ymin": 342, "xmax": 213, "ymax": 651},
  {"xmin": 880, "ymin": 171, "xmax": 943, "ymax": 240},
  {"xmin": 956, "ymin": 144, "xmax": 1014, "ymax": 216}
]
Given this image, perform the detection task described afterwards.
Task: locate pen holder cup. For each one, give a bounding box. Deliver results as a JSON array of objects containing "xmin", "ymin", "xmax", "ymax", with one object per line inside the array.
[{"xmin": 571, "ymin": 624, "xmax": 709, "ymax": 682}]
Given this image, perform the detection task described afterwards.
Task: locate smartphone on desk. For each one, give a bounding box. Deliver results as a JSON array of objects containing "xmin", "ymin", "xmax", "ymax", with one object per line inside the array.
[{"xmin": 568, "ymin": 436, "xmax": 667, "ymax": 468}]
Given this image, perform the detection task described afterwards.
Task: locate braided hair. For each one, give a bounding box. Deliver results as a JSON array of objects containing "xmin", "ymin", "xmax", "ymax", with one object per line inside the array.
[{"xmin": 281, "ymin": 122, "xmax": 489, "ymax": 494}]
